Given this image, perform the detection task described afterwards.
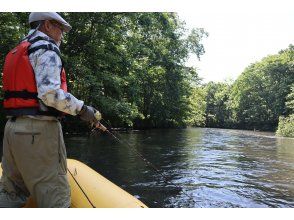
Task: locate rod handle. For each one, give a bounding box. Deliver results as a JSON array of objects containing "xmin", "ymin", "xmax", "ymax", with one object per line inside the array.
[{"xmin": 95, "ymin": 122, "xmax": 107, "ymax": 132}]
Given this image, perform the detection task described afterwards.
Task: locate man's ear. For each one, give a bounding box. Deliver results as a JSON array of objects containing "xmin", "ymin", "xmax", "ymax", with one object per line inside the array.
[{"xmin": 43, "ymin": 20, "xmax": 52, "ymax": 32}]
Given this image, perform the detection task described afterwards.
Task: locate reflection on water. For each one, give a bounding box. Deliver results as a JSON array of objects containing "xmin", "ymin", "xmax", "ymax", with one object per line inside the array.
[
  {"xmin": 64, "ymin": 128, "xmax": 294, "ymax": 208},
  {"xmin": 1, "ymin": 127, "xmax": 294, "ymax": 207}
]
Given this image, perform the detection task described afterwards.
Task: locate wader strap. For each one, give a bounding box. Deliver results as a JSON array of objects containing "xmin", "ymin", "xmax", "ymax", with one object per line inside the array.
[{"xmin": 4, "ymin": 108, "xmax": 60, "ymax": 117}]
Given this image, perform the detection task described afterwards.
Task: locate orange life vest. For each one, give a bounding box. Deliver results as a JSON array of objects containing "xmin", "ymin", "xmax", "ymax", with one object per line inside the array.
[{"xmin": 2, "ymin": 37, "xmax": 67, "ymax": 116}]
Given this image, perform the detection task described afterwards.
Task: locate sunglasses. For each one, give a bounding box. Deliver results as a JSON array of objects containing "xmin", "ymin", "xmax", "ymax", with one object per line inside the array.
[{"xmin": 50, "ymin": 20, "xmax": 65, "ymax": 33}]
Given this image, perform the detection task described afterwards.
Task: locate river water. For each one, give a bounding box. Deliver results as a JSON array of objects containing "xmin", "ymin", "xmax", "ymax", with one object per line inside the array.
[
  {"xmin": 64, "ymin": 127, "xmax": 294, "ymax": 208},
  {"xmin": 1, "ymin": 127, "xmax": 294, "ymax": 207}
]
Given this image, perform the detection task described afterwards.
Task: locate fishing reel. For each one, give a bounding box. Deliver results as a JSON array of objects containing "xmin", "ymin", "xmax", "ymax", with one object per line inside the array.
[{"xmin": 92, "ymin": 111, "xmax": 107, "ymax": 132}]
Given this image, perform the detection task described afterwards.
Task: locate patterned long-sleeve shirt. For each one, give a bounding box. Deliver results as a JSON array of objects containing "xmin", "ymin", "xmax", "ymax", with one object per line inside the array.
[{"xmin": 27, "ymin": 30, "xmax": 84, "ymax": 115}]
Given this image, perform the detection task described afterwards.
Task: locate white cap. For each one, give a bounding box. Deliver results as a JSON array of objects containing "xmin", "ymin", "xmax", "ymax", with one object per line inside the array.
[{"xmin": 29, "ymin": 12, "xmax": 72, "ymax": 32}]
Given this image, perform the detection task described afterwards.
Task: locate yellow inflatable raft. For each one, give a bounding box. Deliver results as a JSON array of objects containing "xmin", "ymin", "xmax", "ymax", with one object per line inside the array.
[{"xmin": 0, "ymin": 159, "xmax": 148, "ymax": 208}]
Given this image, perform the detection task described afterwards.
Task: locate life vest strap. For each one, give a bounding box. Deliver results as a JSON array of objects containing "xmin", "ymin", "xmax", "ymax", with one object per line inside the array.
[
  {"xmin": 28, "ymin": 44, "xmax": 61, "ymax": 57},
  {"xmin": 29, "ymin": 36, "xmax": 57, "ymax": 46},
  {"xmin": 4, "ymin": 90, "xmax": 38, "ymax": 100}
]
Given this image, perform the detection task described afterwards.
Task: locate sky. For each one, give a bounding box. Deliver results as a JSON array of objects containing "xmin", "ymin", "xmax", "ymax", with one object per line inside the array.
[
  {"xmin": 2, "ymin": 0, "xmax": 294, "ymax": 83},
  {"xmin": 176, "ymin": 1, "xmax": 294, "ymax": 82}
]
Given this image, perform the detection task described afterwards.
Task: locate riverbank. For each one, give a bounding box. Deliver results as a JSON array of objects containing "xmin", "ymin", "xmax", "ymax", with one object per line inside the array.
[{"xmin": 0, "ymin": 117, "xmax": 293, "ymax": 139}]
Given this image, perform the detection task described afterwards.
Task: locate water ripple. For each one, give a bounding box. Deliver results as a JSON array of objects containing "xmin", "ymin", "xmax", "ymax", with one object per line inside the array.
[{"xmin": 64, "ymin": 128, "xmax": 294, "ymax": 208}]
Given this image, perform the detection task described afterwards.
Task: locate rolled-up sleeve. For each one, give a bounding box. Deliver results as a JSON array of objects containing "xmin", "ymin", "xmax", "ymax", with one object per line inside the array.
[{"xmin": 31, "ymin": 49, "xmax": 84, "ymax": 115}]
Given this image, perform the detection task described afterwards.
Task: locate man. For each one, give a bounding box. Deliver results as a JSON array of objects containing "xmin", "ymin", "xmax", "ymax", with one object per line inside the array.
[{"xmin": 0, "ymin": 12, "xmax": 101, "ymax": 207}]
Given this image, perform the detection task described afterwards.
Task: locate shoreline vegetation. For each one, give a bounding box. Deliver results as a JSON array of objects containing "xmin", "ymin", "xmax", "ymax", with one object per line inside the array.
[{"xmin": 0, "ymin": 13, "xmax": 293, "ymax": 138}]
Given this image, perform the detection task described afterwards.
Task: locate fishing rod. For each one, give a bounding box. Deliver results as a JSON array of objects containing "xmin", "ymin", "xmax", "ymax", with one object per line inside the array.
[
  {"xmin": 92, "ymin": 117, "xmax": 168, "ymax": 182},
  {"xmin": 92, "ymin": 114, "xmax": 197, "ymax": 206}
]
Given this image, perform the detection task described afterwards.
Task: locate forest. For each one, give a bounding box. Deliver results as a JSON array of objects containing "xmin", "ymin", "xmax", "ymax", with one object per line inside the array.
[{"xmin": 0, "ymin": 13, "xmax": 293, "ymax": 137}]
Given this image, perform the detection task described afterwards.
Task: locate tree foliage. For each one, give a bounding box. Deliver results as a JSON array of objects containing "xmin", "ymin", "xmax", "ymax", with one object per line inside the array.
[
  {"xmin": 231, "ymin": 45, "xmax": 294, "ymax": 130},
  {"xmin": 201, "ymin": 45, "xmax": 294, "ymax": 133},
  {"xmin": 1, "ymin": 13, "xmax": 292, "ymax": 136},
  {"xmin": 204, "ymin": 45, "xmax": 294, "ymax": 131},
  {"xmin": 285, "ymin": 84, "xmax": 294, "ymax": 113},
  {"xmin": 0, "ymin": 12, "xmax": 208, "ymax": 132},
  {"xmin": 203, "ymin": 81, "xmax": 235, "ymax": 128},
  {"xmin": 277, "ymin": 84, "xmax": 294, "ymax": 137}
]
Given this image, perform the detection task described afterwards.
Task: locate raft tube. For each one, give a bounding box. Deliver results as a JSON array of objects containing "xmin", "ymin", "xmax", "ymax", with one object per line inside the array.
[{"xmin": 0, "ymin": 159, "xmax": 148, "ymax": 208}]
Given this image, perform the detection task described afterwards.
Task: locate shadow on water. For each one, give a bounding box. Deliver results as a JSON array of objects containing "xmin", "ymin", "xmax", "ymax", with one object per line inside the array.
[
  {"xmin": 65, "ymin": 129, "xmax": 198, "ymax": 208},
  {"xmin": 1, "ymin": 127, "xmax": 294, "ymax": 207}
]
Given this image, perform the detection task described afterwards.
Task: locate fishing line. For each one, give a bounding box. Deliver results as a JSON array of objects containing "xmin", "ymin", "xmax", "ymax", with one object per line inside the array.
[
  {"xmin": 93, "ymin": 118, "xmax": 197, "ymax": 206},
  {"xmin": 67, "ymin": 167, "xmax": 96, "ymax": 208}
]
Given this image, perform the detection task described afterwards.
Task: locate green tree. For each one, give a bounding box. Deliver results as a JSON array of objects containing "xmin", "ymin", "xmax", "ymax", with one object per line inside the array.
[
  {"xmin": 277, "ymin": 84, "xmax": 294, "ymax": 137},
  {"xmin": 186, "ymin": 86, "xmax": 206, "ymax": 126},
  {"xmin": 230, "ymin": 45, "xmax": 294, "ymax": 130},
  {"xmin": 285, "ymin": 84, "xmax": 294, "ymax": 113},
  {"xmin": 0, "ymin": 12, "xmax": 208, "ymax": 132},
  {"xmin": 204, "ymin": 81, "xmax": 233, "ymax": 128}
]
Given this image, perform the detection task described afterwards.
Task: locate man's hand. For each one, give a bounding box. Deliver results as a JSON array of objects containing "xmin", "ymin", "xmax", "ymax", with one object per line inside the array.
[
  {"xmin": 94, "ymin": 111, "xmax": 102, "ymax": 121},
  {"xmin": 79, "ymin": 105, "xmax": 101, "ymax": 124}
]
